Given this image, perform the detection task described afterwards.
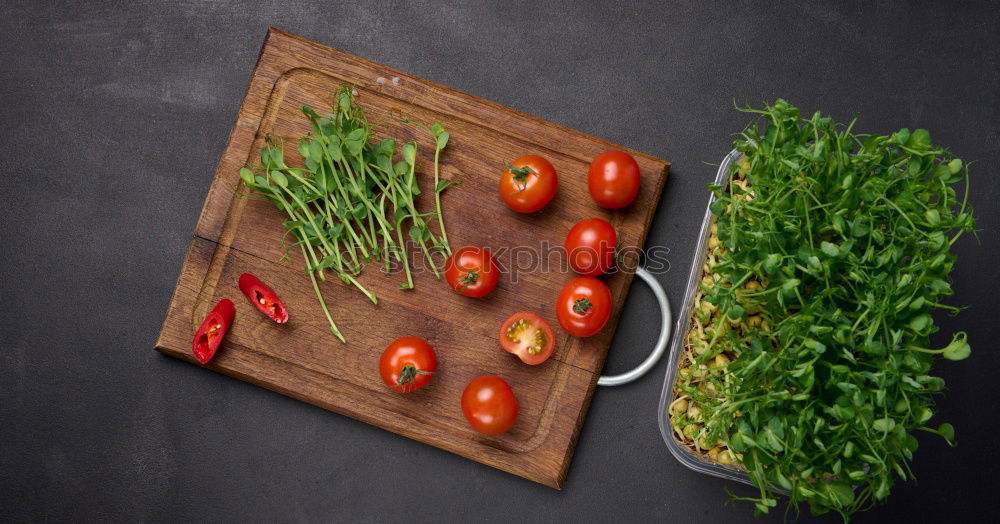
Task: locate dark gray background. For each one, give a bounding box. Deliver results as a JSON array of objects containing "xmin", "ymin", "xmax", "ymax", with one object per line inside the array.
[{"xmin": 2, "ymin": 1, "xmax": 998, "ymax": 522}]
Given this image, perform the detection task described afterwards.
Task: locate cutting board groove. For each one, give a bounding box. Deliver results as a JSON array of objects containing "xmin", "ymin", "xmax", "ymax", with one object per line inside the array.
[{"xmin": 156, "ymin": 28, "xmax": 669, "ymax": 488}]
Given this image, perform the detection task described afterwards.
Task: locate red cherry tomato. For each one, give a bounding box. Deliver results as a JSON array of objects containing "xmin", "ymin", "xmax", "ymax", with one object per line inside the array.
[
  {"xmin": 445, "ymin": 246, "xmax": 499, "ymax": 297},
  {"xmin": 565, "ymin": 218, "xmax": 617, "ymax": 277},
  {"xmin": 556, "ymin": 277, "xmax": 612, "ymax": 337},
  {"xmin": 461, "ymin": 375, "xmax": 519, "ymax": 435},
  {"xmin": 499, "ymin": 311, "xmax": 555, "ymax": 366},
  {"xmin": 238, "ymin": 273, "xmax": 288, "ymax": 323},
  {"xmin": 588, "ymin": 151, "xmax": 640, "ymax": 208},
  {"xmin": 379, "ymin": 336, "xmax": 438, "ymax": 393},
  {"xmin": 192, "ymin": 299, "xmax": 236, "ymax": 364},
  {"xmin": 499, "ymin": 155, "xmax": 558, "ymax": 213}
]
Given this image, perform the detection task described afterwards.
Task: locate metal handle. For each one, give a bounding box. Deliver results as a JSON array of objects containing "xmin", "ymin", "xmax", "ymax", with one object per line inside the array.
[{"xmin": 598, "ymin": 266, "xmax": 673, "ymax": 386}]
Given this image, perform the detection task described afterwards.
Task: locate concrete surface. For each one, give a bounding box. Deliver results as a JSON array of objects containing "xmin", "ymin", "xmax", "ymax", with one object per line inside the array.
[{"xmin": 1, "ymin": 1, "xmax": 998, "ymax": 522}]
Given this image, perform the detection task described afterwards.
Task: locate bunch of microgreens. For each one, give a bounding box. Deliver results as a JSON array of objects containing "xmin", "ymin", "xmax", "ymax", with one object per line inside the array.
[
  {"xmin": 687, "ymin": 99, "xmax": 975, "ymax": 520},
  {"xmin": 239, "ymin": 86, "xmax": 457, "ymax": 342}
]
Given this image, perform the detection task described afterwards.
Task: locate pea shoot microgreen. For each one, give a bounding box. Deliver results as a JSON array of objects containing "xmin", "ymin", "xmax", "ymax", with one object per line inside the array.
[
  {"xmin": 673, "ymin": 99, "xmax": 976, "ymax": 521},
  {"xmin": 239, "ymin": 85, "xmax": 456, "ymax": 341}
]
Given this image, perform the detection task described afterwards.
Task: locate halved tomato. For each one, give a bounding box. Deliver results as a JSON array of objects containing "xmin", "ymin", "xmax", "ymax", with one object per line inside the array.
[{"xmin": 499, "ymin": 312, "xmax": 555, "ymax": 365}]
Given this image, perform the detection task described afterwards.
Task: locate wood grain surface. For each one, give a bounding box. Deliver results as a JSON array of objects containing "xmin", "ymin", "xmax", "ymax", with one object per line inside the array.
[{"xmin": 155, "ymin": 28, "xmax": 669, "ymax": 488}]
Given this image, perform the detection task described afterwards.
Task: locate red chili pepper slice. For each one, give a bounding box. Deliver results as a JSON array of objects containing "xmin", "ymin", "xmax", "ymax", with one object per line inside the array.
[
  {"xmin": 192, "ymin": 298, "xmax": 236, "ymax": 364},
  {"xmin": 238, "ymin": 273, "xmax": 289, "ymax": 324}
]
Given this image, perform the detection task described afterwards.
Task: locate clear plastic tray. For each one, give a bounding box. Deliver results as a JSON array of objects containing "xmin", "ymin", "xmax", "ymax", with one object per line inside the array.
[{"xmin": 655, "ymin": 149, "xmax": 754, "ymax": 486}]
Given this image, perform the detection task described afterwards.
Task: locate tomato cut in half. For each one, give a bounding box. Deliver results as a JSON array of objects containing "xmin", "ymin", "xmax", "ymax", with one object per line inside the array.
[
  {"xmin": 499, "ymin": 155, "xmax": 558, "ymax": 213},
  {"xmin": 238, "ymin": 273, "xmax": 288, "ymax": 323},
  {"xmin": 499, "ymin": 311, "xmax": 555, "ymax": 365},
  {"xmin": 445, "ymin": 246, "xmax": 499, "ymax": 298},
  {"xmin": 588, "ymin": 150, "xmax": 640, "ymax": 209},
  {"xmin": 565, "ymin": 218, "xmax": 617, "ymax": 277},
  {"xmin": 556, "ymin": 277, "xmax": 613, "ymax": 337},
  {"xmin": 379, "ymin": 336, "xmax": 438, "ymax": 393},
  {"xmin": 461, "ymin": 375, "xmax": 519, "ymax": 435},
  {"xmin": 192, "ymin": 299, "xmax": 236, "ymax": 364}
]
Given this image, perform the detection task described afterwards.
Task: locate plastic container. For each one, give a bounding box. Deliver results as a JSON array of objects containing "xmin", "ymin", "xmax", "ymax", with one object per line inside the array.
[{"xmin": 655, "ymin": 149, "xmax": 754, "ymax": 486}]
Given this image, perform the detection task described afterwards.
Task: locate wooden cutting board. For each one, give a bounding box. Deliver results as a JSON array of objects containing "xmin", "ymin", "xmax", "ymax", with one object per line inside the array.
[{"xmin": 155, "ymin": 28, "xmax": 669, "ymax": 489}]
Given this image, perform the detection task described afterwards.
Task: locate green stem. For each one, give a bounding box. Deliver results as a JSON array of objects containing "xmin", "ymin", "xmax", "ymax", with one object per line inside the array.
[
  {"xmin": 302, "ymin": 244, "xmax": 345, "ymax": 343},
  {"xmin": 396, "ymin": 225, "xmax": 414, "ymax": 289},
  {"xmin": 432, "ymin": 146, "xmax": 452, "ymax": 255}
]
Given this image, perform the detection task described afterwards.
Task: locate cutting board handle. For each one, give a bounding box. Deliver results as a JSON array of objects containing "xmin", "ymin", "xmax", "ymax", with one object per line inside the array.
[{"xmin": 597, "ymin": 266, "xmax": 672, "ymax": 386}]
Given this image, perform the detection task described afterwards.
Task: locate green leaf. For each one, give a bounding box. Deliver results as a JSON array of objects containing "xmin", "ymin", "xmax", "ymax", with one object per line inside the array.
[
  {"xmin": 729, "ymin": 433, "xmax": 747, "ymax": 452},
  {"xmin": 239, "ymin": 168, "xmax": 254, "ymax": 186},
  {"xmin": 394, "ymin": 207, "xmax": 409, "ymax": 225},
  {"xmin": 269, "ymin": 148, "xmax": 284, "ymax": 168},
  {"xmin": 269, "ymin": 170, "xmax": 288, "ymax": 188},
  {"xmin": 409, "ymin": 225, "xmax": 427, "ymax": 242},
  {"xmin": 873, "ymin": 417, "xmax": 896, "ymax": 432},
  {"xmin": 948, "ymin": 158, "xmax": 963, "ymax": 174},
  {"xmin": 851, "ymin": 220, "xmax": 871, "ymax": 238},
  {"xmin": 727, "ymin": 304, "xmax": 746, "ymax": 319},
  {"xmin": 309, "ymin": 140, "xmax": 324, "ymax": 160},
  {"xmin": 435, "ymin": 178, "xmax": 461, "ymax": 193},
  {"xmin": 762, "ymin": 253, "xmax": 781, "ymax": 274},
  {"xmin": 805, "ymin": 339, "xmax": 826, "ymax": 354},
  {"xmin": 403, "ymin": 142, "xmax": 417, "ymax": 165},
  {"xmin": 908, "ymin": 313, "xmax": 931, "ymax": 333},
  {"xmin": 820, "ymin": 241, "xmax": 839, "ymax": 257},
  {"xmin": 908, "ymin": 128, "xmax": 931, "ymax": 149},
  {"xmin": 938, "ymin": 423, "xmax": 956, "ymax": 445},
  {"xmin": 819, "ymin": 480, "xmax": 855, "ymax": 508},
  {"xmin": 925, "ymin": 209, "xmax": 941, "ymax": 226},
  {"xmin": 326, "ymin": 141, "xmax": 344, "ymax": 162},
  {"xmin": 435, "ymin": 131, "xmax": 450, "ymax": 149},
  {"xmin": 942, "ymin": 332, "xmax": 971, "ymax": 361}
]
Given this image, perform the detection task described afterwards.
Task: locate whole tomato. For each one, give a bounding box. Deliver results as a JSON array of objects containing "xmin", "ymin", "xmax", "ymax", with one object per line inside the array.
[
  {"xmin": 499, "ymin": 155, "xmax": 558, "ymax": 213},
  {"xmin": 556, "ymin": 277, "xmax": 612, "ymax": 337},
  {"xmin": 461, "ymin": 375, "xmax": 519, "ymax": 434},
  {"xmin": 445, "ymin": 246, "xmax": 499, "ymax": 297},
  {"xmin": 565, "ymin": 218, "xmax": 617, "ymax": 277},
  {"xmin": 379, "ymin": 336, "xmax": 438, "ymax": 393},
  {"xmin": 499, "ymin": 311, "xmax": 555, "ymax": 365},
  {"xmin": 588, "ymin": 151, "xmax": 640, "ymax": 208}
]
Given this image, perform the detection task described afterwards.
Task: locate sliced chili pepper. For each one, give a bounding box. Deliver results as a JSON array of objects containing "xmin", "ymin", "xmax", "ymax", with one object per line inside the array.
[
  {"xmin": 238, "ymin": 273, "xmax": 289, "ymax": 324},
  {"xmin": 192, "ymin": 298, "xmax": 236, "ymax": 364}
]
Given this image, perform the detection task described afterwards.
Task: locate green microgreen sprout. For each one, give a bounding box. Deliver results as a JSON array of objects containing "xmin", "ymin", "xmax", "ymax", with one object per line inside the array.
[
  {"xmin": 671, "ymin": 99, "xmax": 976, "ymax": 521},
  {"xmin": 238, "ymin": 85, "xmax": 457, "ymax": 341}
]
